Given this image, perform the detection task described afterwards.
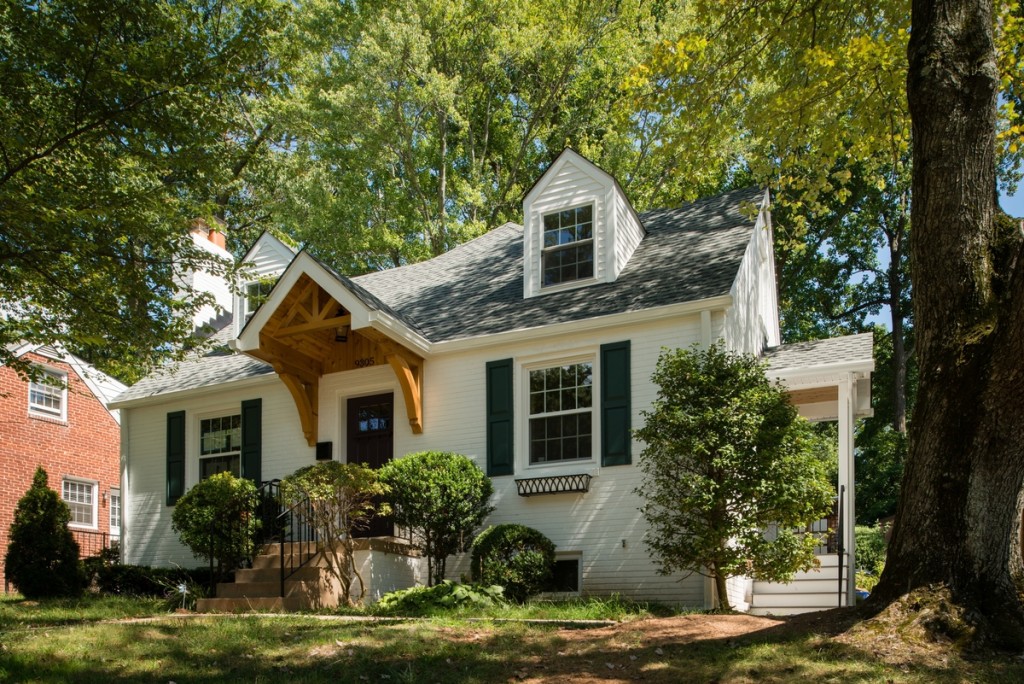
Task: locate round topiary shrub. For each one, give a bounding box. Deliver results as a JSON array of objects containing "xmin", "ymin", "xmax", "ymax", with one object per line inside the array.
[
  {"xmin": 5, "ymin": 467, "xmax": 86, "ymax": 598},
  {"xmin": 171, "ymin": 472, "xmax": 259, "ymax": 580},
  {"xmin": 470, "ymin": 524, "xmax": 555, "ymax": 603}
]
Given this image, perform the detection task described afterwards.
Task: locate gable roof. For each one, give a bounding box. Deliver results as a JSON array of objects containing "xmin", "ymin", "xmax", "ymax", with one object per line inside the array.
[
  {"xmin": 351, "ymin": 185, "xmax": 764, "ymax": 344},
  {"xmin": 114, "ymin": 185, "xmax": 767, "ymax": 406}
]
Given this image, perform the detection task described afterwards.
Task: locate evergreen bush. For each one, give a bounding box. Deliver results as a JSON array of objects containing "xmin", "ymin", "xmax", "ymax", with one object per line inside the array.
[
  {"xmin": 471, "ymin": 524, "xmax": 555, "ymax": 603},
  {"xmin": 4, "ymin": 467, "xmax": 86, "ymax": 598},
  {"xmin": 170, "ymin": 472, "xmax": 259, "ymax": 581}
]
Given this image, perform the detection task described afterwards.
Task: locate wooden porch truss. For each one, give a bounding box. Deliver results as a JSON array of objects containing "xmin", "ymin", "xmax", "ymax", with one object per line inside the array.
[{"xmin": 247, "ymin": 274, "xmax": 424, "ymax": 446}]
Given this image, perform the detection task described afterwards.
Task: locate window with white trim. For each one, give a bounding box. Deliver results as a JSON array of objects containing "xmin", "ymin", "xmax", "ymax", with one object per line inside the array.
[
  {"xmin": 528, "ymin": 362, "xmax": 593, "ymax": 464},
  {"xmin": 62, "ymin": 478, "xmax": 97, "ymax": 529},
  {"xmin": 109, "ymin": 488, "xmax": 121, "ymax": 537},
  {"xmin": 242, "ymin": 279, "xmax": 274, "ymax": 323},
  {"xmin": 542, "ymin": 204, "xmax": 594, "ymax": 287},
  {"xmin": 28, "ymin": 368, "xmax": 67, "ymax": 420},
  {"xmin": 199, "ymin": 414, "xmax": 241, "ymax": 479}
]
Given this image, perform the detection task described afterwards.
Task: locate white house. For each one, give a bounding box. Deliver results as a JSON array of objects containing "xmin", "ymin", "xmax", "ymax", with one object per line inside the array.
[{"xmin": 111, "ymin": 149, "xmax": 873, "ymax": 614}]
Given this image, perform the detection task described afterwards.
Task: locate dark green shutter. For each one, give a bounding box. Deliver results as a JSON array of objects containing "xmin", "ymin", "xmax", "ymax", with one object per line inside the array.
[
  {"xmin": 486, "ymin": 359, "xmax": 514, "ymax": 476},
  {"xmin": 241, "ymin": 398, "xmax": 262, "ymax": 484},
  {"xmin": 166, "ymin": 411, "xmax": 185, "ymax": 505},
  {"xmin": 601, "ymin": 341, "xmax": 631, "ymax": 466}
]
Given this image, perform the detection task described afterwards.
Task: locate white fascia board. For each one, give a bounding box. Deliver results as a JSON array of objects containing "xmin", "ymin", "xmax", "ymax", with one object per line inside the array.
[
  {"xmin": 523, "ymin": 149, "xmax": 611, "ymax": 207},
  {"xmin": 365, "ymin": 311, "xmax": 431, "ymax": 356},
  {"xmin": 769, "ymin": 361, "xmax": 875, "ymax": 386},
  {"xmin": 430, "ymin": 294, "xmax": 734, "ymax": 355},
  {"xmin": 108, "ymin": 372, "xmax": 276, "ymax": 410}
]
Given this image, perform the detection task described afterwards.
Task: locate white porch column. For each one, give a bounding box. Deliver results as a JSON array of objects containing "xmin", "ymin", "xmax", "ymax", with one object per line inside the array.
[{"xmin": 837, "ymin": 373, "xmax": 856, "ymax": 606}]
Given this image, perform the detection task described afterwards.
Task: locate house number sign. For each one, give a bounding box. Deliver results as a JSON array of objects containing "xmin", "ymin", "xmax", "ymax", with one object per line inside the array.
[{"xmin": 354, "ymin": 357, "xmax": 376, "ymax": 368}]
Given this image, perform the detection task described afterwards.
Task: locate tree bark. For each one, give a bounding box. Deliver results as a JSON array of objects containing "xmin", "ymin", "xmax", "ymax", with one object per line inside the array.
[{"xmin": 871, "ymin": 0, "xmax": 1024, "ymax": 647}]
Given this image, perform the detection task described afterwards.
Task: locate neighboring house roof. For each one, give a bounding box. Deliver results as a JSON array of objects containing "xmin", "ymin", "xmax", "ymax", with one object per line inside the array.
[
  {"xmin": 7, "ymin": 342, "xmax": 128, "ymax": 423},
  {"xmin": 113, "ymin": 185, "xmax": 767, "ymax": 406},
  {"xmin": 763, "ymin": 332, "xmax": 875, "ymax": 373},
  {"xmin": 350, "ymin": 185, "xmax": 764, "ymax": 343}
]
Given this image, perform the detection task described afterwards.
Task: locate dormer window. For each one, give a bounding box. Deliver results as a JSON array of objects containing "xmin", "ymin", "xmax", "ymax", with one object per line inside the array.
[
  {"xmin": 542, "ymin": 204, "xmax": 594, "ymax": 287},
  {"xmin": 243, "ymin": 278, "xmax": 275, "ymax": 323}
]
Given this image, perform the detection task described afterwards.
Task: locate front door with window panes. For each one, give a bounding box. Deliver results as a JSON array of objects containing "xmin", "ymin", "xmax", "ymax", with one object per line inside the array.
[
  {"xmin": 347, "ymin": 394, "xmax": 394, "ymax": 538},
  {"xmin": 200, "ymin": 414, "xmax": 241, "ymax": 479}
]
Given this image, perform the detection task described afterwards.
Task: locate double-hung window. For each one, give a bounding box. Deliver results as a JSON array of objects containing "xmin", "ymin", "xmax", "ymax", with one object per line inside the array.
[
  {"xmin": 528, "ymin": 362, "xmax": 593, "ymax": 464},
  {"xmin": 542, "ymin": 205, "xmax": 594, "ymax": 287},
  {"xmin": 62, "ymin": 477, "xmax": 97, "ymax": 529},
  {"xmin": 28, "ymin": 368, "xmax": 67, "ymax": 420},
  {"xmin": 242, "ymin": 279, "xmax": 274, "ymax": 323},
  {"xmin": 199, "ymin": 414, "xmax": 241, "ymax": 479},
  {"xmin": 109, "ymin": 488, "xmax": 121, "ymax": 538}
]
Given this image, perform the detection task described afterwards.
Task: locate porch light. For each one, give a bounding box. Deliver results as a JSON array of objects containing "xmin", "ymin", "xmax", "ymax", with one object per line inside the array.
[{"xmin": 335, "ymin": 323, "xmax": 350, "ymax": 342}]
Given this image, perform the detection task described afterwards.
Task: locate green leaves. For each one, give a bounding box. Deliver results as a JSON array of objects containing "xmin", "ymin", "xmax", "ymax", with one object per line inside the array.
[
  {"xmin": 170, "ymin": 472, "xmax": 260, "ymax": 574},
  {"xmin": 378, "ymin": 451, "xmax": 494, "ymax": 585},
  {"xmin": 635, "ymin": 344, "xmax": 834, "ymax": 607}
]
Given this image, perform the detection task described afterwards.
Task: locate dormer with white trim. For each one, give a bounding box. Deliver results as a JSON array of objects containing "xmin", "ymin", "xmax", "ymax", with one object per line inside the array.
[
  {"xmin": 233, "ymin": 232, "xmax": 297, "ymax": 338},
  {"xmin": 522, "ymin": 149, "xmax": 645, "ymax": 299}
]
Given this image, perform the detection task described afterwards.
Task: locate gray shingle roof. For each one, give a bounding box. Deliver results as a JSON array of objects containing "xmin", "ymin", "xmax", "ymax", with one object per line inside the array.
[
  {"xmin": 763, "ymin": 332, "xmax": 874, "ymax": 371},
  {"xmin": 351, "ymin": 186, "xmax": 765, "ymax": 343},
  {"xmin": 114, "ymin": 186, "xmax": 765, "ymax": 404}
]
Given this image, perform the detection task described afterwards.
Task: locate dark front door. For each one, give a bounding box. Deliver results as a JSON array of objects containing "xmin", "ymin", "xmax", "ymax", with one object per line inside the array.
[{"xmin": 347, "ymin": 393, "xmax": 394, "ymax": 538}]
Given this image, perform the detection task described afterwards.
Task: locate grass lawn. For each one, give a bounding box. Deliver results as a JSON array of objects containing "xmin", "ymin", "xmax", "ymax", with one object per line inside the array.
[{"xmin": 1, "ymin": 594, "xmax": 1021, "ymax": 683}]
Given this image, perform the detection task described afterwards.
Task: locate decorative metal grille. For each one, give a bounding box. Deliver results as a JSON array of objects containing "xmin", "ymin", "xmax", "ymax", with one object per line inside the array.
[{"xmin": 514, "ymin": 473, "xmax": 592, "ymax": 497}]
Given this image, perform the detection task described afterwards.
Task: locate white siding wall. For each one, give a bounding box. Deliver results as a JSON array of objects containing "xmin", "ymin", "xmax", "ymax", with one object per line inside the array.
[
  {"xmin": 612, "ymin": 190, "xmax": 644, "ymax": 279},
  {"xmin": 722, "ymin": 197, "xmax": 780, "ymax": 355},
  {"xmin": 122, "ymin": 380, "xmax": 312, "ymax": 568},
  {"xmin": 185, "ymin": 232, "xmax": 233, "ymax": 331}
]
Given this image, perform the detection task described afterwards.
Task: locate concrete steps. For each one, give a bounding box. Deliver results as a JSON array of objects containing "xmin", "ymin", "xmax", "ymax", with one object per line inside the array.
[{"xmin": 196, "ymin": 543, "xmax": 325, "ymax": 613}]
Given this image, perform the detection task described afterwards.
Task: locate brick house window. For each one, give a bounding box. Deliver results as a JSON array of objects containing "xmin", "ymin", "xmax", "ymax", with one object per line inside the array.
[
  {"xmin": 110, "ymin": 488, "xmax": 121, "ymax": 538},
  {"xmin": 62, "ymin": 477, "xmax": 97, "ymax": 529},
  {"xmin": 28, "ymin": 368, "xmax": 67, "ymax": 420}
]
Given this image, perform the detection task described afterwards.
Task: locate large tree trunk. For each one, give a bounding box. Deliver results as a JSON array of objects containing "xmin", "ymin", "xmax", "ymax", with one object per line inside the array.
[{"xmin": 871, "ymin": 0, "xmax": 1024, "ymax": 647}]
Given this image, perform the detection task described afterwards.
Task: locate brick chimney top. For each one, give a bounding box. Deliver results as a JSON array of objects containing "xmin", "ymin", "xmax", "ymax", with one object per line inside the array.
[{"xmin": 191, "ymin": 218, "xmax": 227, "ymax": 250}]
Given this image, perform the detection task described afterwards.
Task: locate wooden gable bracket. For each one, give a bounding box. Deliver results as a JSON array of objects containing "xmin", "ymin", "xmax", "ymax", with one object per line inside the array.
[
  {"xmin": 277, "ymin": 371, "xmax": 319, "ymax": 447},
  {"xmin": 257, "ymin": 332, "xmax": 324, "ymax": 447},
  {"xmin": 383, "ymin": 345, "xmax": 424, "ymax": 434}
]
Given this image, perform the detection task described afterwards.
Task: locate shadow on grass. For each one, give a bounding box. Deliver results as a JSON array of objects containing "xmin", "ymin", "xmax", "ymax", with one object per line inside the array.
[{"xmin": 2, "ymin": 610, "xmax": 1022, "ymax": 683}]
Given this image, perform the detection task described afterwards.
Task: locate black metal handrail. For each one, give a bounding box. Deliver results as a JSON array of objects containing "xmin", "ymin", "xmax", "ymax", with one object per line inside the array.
[{"xmin": 256, "ymin": 479, "xmax": 318, "ymax": 597}]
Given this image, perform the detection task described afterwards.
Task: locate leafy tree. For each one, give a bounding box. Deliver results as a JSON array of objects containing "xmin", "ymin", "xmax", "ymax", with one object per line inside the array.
[
  {"xmin": 634, "ymin": 345, "xmax": 834, "ymax": 610},
  {"xmin": 170, "ymin": 473, "xmax": 260, "ymax": 582},
  {"xmin": 378, "ymin": 451, "xmax": 493, "ymax": 586},
  {"xmin": 5, "ymin": 467, "xmax": 86, "ymax": 598},
  {"xmin": 272, "ymin": 0, "xmax": 676, "ymax": 271},
  {"xmin": 0, "ymin": 0, "xmax": 290, "ymax": 382},
  {"xmin": 872, "ymin": 0, "xmax": 1024, "ymax": 648},
  {"xmin": 280, "ymin": 461, "xmax": 386, "ymax": 606},
  {"xmin": 470, "ymin": 524, "xmax": 556, "ymax": 604}
]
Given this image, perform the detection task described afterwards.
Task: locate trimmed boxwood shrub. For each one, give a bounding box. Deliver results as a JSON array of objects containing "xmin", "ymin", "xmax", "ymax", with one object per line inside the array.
[{"xmin": 471, "ymin": 524, "xmax": 556, "ymax": 603}]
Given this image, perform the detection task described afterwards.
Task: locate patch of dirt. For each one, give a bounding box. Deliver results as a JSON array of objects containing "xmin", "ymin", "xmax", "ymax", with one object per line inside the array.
[{"xmin": 555, "ymin": 613, "xmax": 784, "ymax": 646}]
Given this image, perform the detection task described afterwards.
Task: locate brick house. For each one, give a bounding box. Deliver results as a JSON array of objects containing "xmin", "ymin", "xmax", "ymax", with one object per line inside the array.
[{"xmin": 0, "ymin": 343, "xmax": 125, "ymax": 589}]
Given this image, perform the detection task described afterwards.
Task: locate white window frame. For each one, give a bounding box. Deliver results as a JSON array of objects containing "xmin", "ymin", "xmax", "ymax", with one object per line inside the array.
[
  {"xmin": 197, "ymin": 410, "xmax": 242, "ymax": 482},
  {"xmin": 521, "ymin": 352, "xmax": 599, "ymax": 472},
  {"xmin": 109, "ymin": 488, "xmax": 121, "ymax": 538},
  {"xmin": 62, "ymin": 477, "xmax": 98, "ymax": 530},
  {"xmin": 541, "ymin": 551, "xmax": 583, "ymax": 598},
  {"xmin": 242, "ymin": 278, "xmax": 274, "ymax": 324},
  {"xmin": 540, "ymin": 203, "xmax": 595, "ymax": 289},
  {"xmin": 28, "ymin": 366, "xmax": 68, "ymax": 421}
]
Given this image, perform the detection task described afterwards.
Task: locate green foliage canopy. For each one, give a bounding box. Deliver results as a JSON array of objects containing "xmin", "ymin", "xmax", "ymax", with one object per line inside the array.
[
  {"xmin": 5, "ymin": 467, "xmax": 86, "ymax": 598},
  {"xmin": 470, "ymin": 524, "xmax": 556, "ymax": 604},
  {"xmin": 378, "ymin": 451, "xmax": 493, "ymax": 586},
  {"xmin": 634, "ymin": 344, "xmax": 834, "ymax": 610},
  {"xmin": 0, "ymin": 0, "xmax": 289, "ymax": 382}
]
